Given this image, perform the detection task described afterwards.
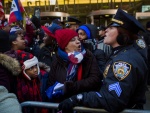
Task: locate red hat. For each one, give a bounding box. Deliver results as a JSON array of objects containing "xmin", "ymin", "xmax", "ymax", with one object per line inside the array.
[
  {"xmin": 41, "ymin": 26, "xmax": 55, "ymax": 38},
  {"xmin": 16, "ymin": 50, "xmax": 40, "ymax": 80},
  {"xmin": 55, "ymin": 29, "xmax": 78, "ymax": 50}
]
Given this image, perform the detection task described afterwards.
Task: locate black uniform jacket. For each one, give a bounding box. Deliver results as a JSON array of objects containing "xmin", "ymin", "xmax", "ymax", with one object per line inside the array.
[{"xmin": 81, "ymin": 45, "xmax": 148, "ymax": 113}]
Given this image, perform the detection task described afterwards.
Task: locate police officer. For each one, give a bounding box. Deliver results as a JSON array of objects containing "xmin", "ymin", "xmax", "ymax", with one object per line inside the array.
[
  {"xmin": 58, "ymin": 8, "xmax": 148, "ymax": 113},
  {"xmin": 142, "ymin": 21, "xmax": 150, "ymax": 85},
  {"xmin": 65, "ymin": 16, "xmax": 81, "ymax": 31}
]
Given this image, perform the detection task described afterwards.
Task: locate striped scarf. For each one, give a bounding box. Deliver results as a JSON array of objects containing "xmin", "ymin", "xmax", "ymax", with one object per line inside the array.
[{"xmin": 58, "ymin": 48, "xmax": 86, "ymax": 81}]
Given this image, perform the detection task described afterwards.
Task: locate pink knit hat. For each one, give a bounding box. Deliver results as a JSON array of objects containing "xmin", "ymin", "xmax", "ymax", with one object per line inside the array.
[{"xmin": 55, "ymin": 29, "xmax": 78, "ymax": 50}]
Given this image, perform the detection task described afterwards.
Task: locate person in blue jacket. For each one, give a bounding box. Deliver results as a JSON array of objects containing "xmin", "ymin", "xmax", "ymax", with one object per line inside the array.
[{"xmin": 58, "ymin": 8, "xmax": 148, "ymax": 113}]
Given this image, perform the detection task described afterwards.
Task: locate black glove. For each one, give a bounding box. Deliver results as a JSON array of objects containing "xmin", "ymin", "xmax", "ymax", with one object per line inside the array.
[
  {"xmin": 58, "ymin": 95, "xmax": 78, "ymax": 113},
  {"xmin": 64, "ymin": 81, "xmax": 74, "ymax": 95}
]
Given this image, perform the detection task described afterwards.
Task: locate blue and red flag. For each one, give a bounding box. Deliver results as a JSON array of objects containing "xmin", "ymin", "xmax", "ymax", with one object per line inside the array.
[
  {"xmin": 9, "ymin": 0, "xmax": 25, "ymax": 24},
  {"xmin": 18, "ymin": 0, "xmax": 25, "ymax": 13}
]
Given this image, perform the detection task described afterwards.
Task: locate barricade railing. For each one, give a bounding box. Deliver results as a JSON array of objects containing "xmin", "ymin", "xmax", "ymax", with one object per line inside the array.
[{"xmin": 21, "ymin": 101, "xmax": 150, "ymax": 113}]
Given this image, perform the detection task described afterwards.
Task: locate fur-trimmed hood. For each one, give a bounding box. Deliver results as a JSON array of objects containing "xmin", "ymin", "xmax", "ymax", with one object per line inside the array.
[
  {"xmin": 0, "ymin": 54, "xmax": 21, "ymax": 76},
  {"xmin": 38, "ymin": 62, "xmax": 50, "ymax": 72}
]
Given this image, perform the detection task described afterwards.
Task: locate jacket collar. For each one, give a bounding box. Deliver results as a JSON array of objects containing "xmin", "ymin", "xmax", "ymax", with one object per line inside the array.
[{"xmin": 0, "ymin": 54, "xmax": 21, "ymax": 76}]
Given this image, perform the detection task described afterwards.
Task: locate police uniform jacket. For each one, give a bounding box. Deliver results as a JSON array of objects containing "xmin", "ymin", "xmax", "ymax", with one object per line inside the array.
[{"xmin": 80, "ymin": 45, "xmax": 148, "ymax": 113}]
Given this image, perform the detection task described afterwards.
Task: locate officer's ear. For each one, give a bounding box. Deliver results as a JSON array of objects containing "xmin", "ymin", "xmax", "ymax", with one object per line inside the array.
[{"xmin": 117, "ymin": 34, "xmax": 129, "ymax": 45}]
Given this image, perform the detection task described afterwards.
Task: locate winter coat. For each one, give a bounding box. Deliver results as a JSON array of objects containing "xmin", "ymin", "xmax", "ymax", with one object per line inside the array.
[
  {"xmin": 93, "ymin": 49, "xmax": 106, "ymax": 74},
  {"xmin": 83, "ymin": 24, "xmax": 107, "ymax": 74},
  {"xmin": 38, "ymin": 62, "xmax": 50, "ymax": 101},
  {"xmin": 0, "ymin": 86, "xmax": 22, "ymax": 113},
  {"xmin": 47, "ymin": 49, "xmax": 102, "ymax": 101},
  {"xmin": 16, "ymin": 62, "xmax": 50, "ymax": 103},
  {"xmin": 0, "ymin": 54, "xmax": 21, "ymax": 93},
  {"xmin": 97, "ymin": 39, "xmax": 112, "ymax": 59},
  {"xmin": 80, "ymin": 45, "xmax": 148, "ymax": 113},
  {"xmin": 38, "ymin": 46, "xmax": 56, "ymax": 67}
]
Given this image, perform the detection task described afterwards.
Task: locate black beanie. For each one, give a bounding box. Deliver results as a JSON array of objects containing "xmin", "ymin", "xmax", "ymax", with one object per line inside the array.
[{"xmin": 0, "ymin": 30, "xmax": 11, "ymax": 53}]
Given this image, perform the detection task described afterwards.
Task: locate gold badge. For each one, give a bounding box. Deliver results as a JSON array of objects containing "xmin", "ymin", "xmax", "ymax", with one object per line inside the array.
[
  {"xmin": 113, "ymin": 61, "xmax": 131, "ymax": 81},
  {"xmin": 103, "ymin": 64, "xmax": 110, "ymax": 78}
]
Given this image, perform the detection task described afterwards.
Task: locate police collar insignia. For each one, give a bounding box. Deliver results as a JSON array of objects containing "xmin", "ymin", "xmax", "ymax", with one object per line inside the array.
[
  {"xmin": 113, "ymin": 61, "xmax": 131, "ymax": 81},
  {"xmin": 136, "ymin": 39, "xmax": 146, "ymax": 49},
  {"xmin": 103, "ymin": 64, "xmax": 110, "ymax": 78}
]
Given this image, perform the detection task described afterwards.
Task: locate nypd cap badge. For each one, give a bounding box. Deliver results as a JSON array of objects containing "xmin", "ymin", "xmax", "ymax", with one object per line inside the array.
[{"xmin": 113, "ymin": 61, "xmax": 131, "ymax": 81}]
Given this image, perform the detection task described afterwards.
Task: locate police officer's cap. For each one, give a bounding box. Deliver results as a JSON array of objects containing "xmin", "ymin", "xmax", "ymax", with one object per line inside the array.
[
  {"xmin": 65, "ymin": 16, "xmax": 81, "ymax": 26},
  {"xmin": 109, "ymin": 8, "xmax": 145, "ymax": 34},
  {"xmin": 97, "ymin": 25, "xmax": 106, "ymax": 31},
  {"xmin": 52, "ymin": 18, "xmax": 64, "ymax": 25}
]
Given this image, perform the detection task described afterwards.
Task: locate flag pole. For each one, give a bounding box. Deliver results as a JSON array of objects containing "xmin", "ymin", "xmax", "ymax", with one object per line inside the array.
[{"xmin": 24, "ymin": 9, "xmax": 29, "ymax": 17}]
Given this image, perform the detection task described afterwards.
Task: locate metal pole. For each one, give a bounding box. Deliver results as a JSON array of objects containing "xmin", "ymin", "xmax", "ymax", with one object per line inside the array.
[
  {"xmin": 64, "ymin": 0, "xmax": 65, "ymax": 11},
  {"xmin": 97, "ymin": 0, "xmax": 99, "ymax": 9},
  {"xmin": 74, "ymin": 0, "xmax": 75, "ymax": 14},
  {"xmin": 101, "ymin": 0, "xmax": 103, "ymax": 9},
  {"xmin": 120, "ymin": 0, "xmax": 122, "ymax": 8},
  {"xmin": 90, "ymin": 0, "xmax": 91, "ymax": 11},
  {"xmin": 21, "ymin": 101, "xmax": 150, "ymax": 113}
]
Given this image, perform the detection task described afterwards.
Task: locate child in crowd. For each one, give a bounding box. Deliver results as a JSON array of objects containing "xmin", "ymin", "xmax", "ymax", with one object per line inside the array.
[
  {"xmin": 16, "ymin": 50, "xmax": 49, "ymax": 113},
  {"xmin": 16, "ymin": 50, "xmax": 41, "ymax": 103}
]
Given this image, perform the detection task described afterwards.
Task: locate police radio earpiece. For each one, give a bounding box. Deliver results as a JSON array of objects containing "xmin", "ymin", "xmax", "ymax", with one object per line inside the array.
[{"xmin": 117, "ymin": 34, "xmax": 130, "ymax": 45}]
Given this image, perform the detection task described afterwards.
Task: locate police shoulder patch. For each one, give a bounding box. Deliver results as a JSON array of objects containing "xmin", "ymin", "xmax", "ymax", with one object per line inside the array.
[
  {"xmin": 136, "ymin": 39, "xmax": 146, "ymax": 49},
  {"xmin": 113, "ymin": 61, "xmax": 131, "ymax": 81}
]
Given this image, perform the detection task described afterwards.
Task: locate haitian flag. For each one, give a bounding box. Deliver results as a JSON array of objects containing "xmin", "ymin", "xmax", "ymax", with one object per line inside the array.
[
  {"xmin": 9, "ymin": 0, "xmax": 24, "ymax": 24},
  {"xmin": 18, "ymin": 0, "xmax": 25, "ymax": 12}
]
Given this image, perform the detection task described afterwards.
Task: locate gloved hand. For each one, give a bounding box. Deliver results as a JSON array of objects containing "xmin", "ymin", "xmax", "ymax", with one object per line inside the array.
[
  {"xmin": 58, "ymin": 95, "xmax": 78, "ymax": 113},
  {"xmin": 46, "ymin": 82, "xmax": 64, "ymax": 100},
  {"xmin": 64, "ymin": 81, "xmax": 74, "ymax": 94}
]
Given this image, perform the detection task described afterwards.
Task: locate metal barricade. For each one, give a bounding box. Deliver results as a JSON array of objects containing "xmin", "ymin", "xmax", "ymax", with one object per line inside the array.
[{"xmin": 21, "ymin": 101, "xmax": 150, "ymax": 113}]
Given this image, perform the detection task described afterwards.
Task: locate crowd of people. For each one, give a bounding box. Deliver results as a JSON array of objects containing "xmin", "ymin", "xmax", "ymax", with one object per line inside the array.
[{"xmin": 0, "ymin": 8, "xmax": 150, "ymax": 113}]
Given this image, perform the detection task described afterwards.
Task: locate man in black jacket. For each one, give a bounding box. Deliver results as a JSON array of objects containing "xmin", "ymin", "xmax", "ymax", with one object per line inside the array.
[{"xmin": 142, "ymin": 21, "xmax": 150, "ymax": 85}]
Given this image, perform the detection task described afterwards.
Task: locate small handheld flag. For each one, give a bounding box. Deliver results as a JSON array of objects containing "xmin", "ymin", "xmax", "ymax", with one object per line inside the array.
[{"xmin": 9, "ymin": 0, "xmax": 24, "ymax": 24}]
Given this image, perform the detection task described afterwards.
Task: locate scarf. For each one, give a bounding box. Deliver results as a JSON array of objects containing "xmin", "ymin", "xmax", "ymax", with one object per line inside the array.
[{"xmin": 58, "ymin": 47, "xmax": 86, "ymax": 81}]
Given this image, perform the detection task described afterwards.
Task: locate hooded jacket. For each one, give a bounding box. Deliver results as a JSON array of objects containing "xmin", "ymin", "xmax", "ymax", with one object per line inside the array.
[
  {"xmin": 81, "ymin": 24, "xmax": 106, "ymax": 74},
  {"xmin": 0, "ymin": 54, "xmax": 21, "ymax": 93}
]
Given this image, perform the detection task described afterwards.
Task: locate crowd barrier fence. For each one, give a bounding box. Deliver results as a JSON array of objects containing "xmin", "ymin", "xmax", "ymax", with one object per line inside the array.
[{"xmin": 21, "ymin": 101, "xmax": 150, "ymax": 113}]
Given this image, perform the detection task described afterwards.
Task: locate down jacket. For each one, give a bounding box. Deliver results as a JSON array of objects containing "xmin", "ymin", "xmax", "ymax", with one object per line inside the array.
[{"xmin": 0, "ymin": 53, "xmax": 21, "ymax": 93}]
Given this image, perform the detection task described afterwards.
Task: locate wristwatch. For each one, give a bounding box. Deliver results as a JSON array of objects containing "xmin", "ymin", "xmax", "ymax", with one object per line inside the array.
[{"xmin": 77, "ymin": 94, "xmax": 83, "ymax": 102}]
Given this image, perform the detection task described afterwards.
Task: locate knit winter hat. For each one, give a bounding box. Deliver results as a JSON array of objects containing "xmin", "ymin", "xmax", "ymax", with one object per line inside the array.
[
  {"xmin": 48, "ymin": 23, "xmax": 62, "ymax": 34},
  {"xmin": 41, "ymin": 26, "xmax": 55, "ymax": 38},
  {"xmin": 16, "ymin": 50, "xmax": 40, "ymax": 80},
  {"xmin": 77, "ymin": 25, "xmax": 91, "ymax": 39},
  {"xmin": 55, "ymin": 29, "xmax": 78, "ymax": 50},
  {"xmin": 10, "ymin": 26, "xmax": 22, "ymax": 35}
]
